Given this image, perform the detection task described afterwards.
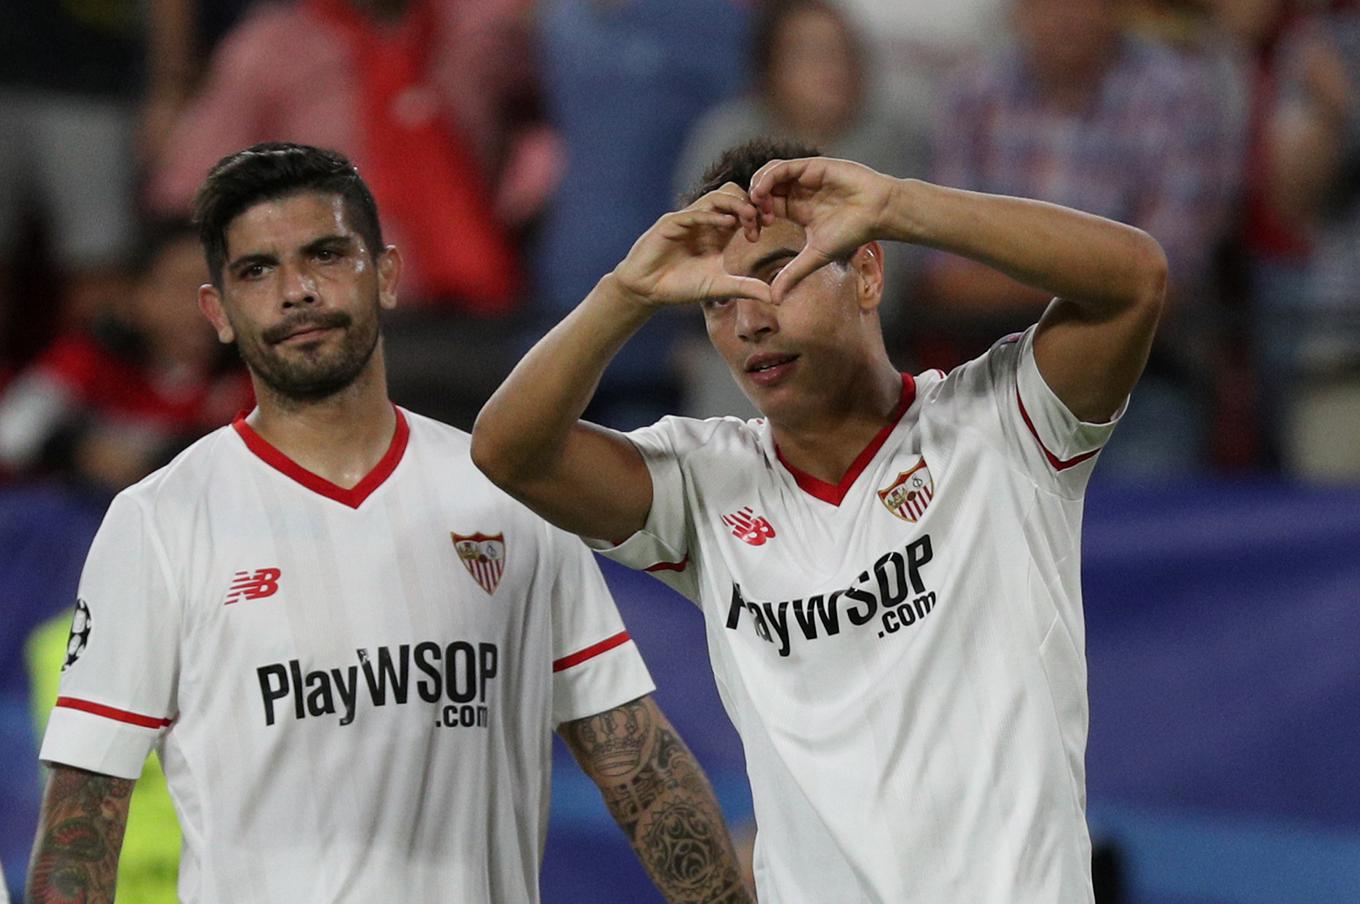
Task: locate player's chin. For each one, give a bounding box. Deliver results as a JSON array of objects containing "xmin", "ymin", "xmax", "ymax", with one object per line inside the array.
[{"xmin": 740, "ymin": 376, "xmax": 804, "ymax": 420}]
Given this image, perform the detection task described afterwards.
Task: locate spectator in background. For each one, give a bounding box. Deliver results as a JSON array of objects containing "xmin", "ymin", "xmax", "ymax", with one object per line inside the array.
[
  {"xmin": 148, "ymin": 0, "xmax": 560, "ymax": 427},
  {"xmin": 1124, "ymin": 0, "xmax": 1295, "ymax": 470},
  {"xmin": 674, "ymin": 0, "xmax": 923, "ymax": 198},
  {"xmin": 1189, "ymin": 0, "xmax": 1305, "ymax": 470},
  {"xmin": 149, "ymin": 0, "xmax": 553, "ymax": 311},
  {"xmin": 0, "ymin": 221, "xmax": 251, "ymax": 493},
  {"xmin": 0, "ymin": 0, "xmax": 195, "ymax": 364},
  {"xmin": 926, "ymin": 0, "xmax": 1239, "ymax": 476},
  {"xmin": 673, "ymin": 0, "xmax": 926, "ymax": 418},
  {"xmin": 1265, "ymin": 5, "xmax": 1360, "ymax": 478},
  {"xmin": 0, "ymin": 221, "xmax": 241, "ymax": 903},
  {"xmin": 530, "ymin": 0, "xmax": 749, "ymax": 429},
  {"xmin": 1125, "ymin": 0, "xmax": 1255, "ymax": 176},
  {"xmin": 835, "ymin": 0, "xmax": 1011, "ymax": 166}
]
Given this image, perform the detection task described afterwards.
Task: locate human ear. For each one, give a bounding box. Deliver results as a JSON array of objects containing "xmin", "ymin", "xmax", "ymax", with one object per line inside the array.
[
  {"xmin": 852, "ymin": 242, "xmax": 885, "ymax": 312},
  {"xmin": 198, "ymin": 285, "xmax": 235, "ymax": 343},
  {"xmin": 376, "ymin": 245, "xmax": 403, "ymax": 311}
]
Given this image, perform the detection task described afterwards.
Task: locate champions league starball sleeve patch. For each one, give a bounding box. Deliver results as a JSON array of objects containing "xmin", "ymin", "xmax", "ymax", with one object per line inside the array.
[{"xmin": 63, "ymin": 599, "xmax": 93, "ymax": 671}]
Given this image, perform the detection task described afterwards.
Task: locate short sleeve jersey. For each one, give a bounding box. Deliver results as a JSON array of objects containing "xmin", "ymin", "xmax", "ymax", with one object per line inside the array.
[
  {"xmin": 40, "ymin": 408, "xmax": 654, "ymax": 904},
  {"xmin": 592, "ymin": 327, "xmax": 1116, "ymax": 903}
]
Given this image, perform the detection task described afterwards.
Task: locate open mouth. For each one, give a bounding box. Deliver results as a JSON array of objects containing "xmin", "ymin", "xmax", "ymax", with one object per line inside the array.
[
  {"xmin": 745, "ymin": 353, "xmax": 799, "ymax": 374},
  {"xmin": 744, "ymin": 353, "xmax": 800, "ymax": 386}
]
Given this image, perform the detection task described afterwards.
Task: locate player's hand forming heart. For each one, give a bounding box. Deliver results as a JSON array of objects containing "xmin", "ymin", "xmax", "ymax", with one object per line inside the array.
[
  {"xmin": 747, "ymin": 156, "xmax": 899, "ymax": 303},
  {"xmin": 611, "ymin": 183, "xmax": 773, "ymax": 309}
]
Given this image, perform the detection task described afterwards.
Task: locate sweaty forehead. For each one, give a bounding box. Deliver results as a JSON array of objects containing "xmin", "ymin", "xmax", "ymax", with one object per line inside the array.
[
  {"xmin": 225, "ymin": 192, "xmax": 353, "ymax": 256},
  {"xmin": 723, "ymin": 217, "xmax": 807, "ymax": 275}
]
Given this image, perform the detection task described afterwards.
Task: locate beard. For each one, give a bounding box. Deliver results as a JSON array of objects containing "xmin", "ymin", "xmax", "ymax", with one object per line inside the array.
[{"xmin": 235, "ymin": 306, "xmax": 381, "ymax": 402}]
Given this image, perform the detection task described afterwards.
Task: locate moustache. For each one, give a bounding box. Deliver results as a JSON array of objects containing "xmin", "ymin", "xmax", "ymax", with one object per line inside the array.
[{"xmin": 262, "ymin": 310, "xmax": 353, "ymax": 345}]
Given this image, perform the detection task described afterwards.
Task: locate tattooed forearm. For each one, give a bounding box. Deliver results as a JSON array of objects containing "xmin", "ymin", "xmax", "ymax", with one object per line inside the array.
[
  {"xmin": 26, "ymin": 764, "xmax": 134, "ymax": 904},
  {"xmin": 562, "ymin": 697, "xmax": 754, "ymax": 904}
]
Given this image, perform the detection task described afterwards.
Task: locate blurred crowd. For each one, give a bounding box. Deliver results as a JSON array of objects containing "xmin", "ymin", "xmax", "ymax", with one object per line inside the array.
[
  {"xmin": 4, "ymin": 0, "xmax": 1360, "ymax": 492},
  {"xmin": 3, "ymin": 0, "xmax": 1359, "ymax": 898}
]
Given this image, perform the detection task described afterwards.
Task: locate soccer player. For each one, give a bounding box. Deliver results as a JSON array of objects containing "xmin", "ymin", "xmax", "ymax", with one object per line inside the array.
[
  {"xmin": 471, "ymin": 141, "xmax": 1168, "ymax": 902},
  {"xmin": 26, "ymin": 143, "xmax": 752, "ymax": 904}
]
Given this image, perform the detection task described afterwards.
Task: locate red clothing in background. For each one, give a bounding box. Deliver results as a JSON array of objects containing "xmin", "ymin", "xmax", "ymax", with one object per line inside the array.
[
  {"xmin": 0, "ymin": 329, "xmax": 253, "ymax": 475},
  {"xmin": 148, "ymin": 0, "xmax": 552, "ymax": 312}
]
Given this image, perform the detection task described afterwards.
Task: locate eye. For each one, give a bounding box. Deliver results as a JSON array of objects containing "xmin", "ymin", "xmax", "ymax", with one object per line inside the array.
[
  {"xmin": 240, "ymin": 263, "xmax": 267, "ymax": 280},
  {"xmin": 761, "ymin": 263, "xmax": 789, "ymax": 284},
  {"xmin": 315, "ymin": 248, "xmax": 339, "ymax": 263},
  {"xmin": 701, "ymin": 297, "xmax": 734, "ymax": 312}
]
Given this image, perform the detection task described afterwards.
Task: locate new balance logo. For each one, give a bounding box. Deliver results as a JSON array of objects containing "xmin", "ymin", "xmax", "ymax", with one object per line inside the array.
[
  {"xmin": 721, "ymin": 507, "xmax": 777, "ymax": 546},
  {"xmin": 224, "ymin": 568, "xmax": 282, "ymax": 605}
]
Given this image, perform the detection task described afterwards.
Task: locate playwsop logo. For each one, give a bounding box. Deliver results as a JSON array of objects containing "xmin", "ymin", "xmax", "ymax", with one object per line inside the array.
[{"xmin": 63, "ymin": 599, "xmax": 92, "ymax": 671}]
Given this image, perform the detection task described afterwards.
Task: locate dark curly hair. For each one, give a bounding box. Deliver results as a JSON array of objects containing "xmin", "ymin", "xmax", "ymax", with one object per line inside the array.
[{"xmin": 680, "ymin": 137, "xmax": 821, "ymax": 207}]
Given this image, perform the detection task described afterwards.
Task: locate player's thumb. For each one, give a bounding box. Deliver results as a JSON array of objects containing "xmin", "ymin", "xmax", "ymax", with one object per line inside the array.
[
  {"xmin": 770, "ymin": 247, "xmax": 832, "ymax": 304},
  {"xmin": 708, "ymin": 274, "xmax": 774, "ymax": 305}
]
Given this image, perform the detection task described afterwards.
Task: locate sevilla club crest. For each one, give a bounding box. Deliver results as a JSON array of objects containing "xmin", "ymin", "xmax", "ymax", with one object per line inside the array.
[
  {"xmin": 877, "ymin": 458, "xmax": 934, "ymax": 523},
  {"xmin": 452, "ymin": 532, "xmax": 506, "ymax": 595}
]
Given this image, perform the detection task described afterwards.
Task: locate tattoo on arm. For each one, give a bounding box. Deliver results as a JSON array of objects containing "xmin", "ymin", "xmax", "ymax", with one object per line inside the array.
[
  {"xmin": 562, "ymin": 697, "xmax": 754, "ymax": 904},
  {"xmin": 26, "ymin": 764, "xmax": 134, "ymax": 904}
]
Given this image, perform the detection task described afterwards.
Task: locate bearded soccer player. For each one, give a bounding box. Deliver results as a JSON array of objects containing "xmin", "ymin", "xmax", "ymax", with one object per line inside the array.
[
  {"xmin": 471, "ymin": 140, "xmax": 1167, "ymax": 902},
  {"xmin": 26, "ymin": 143, "xmax": 752, "ymax": 904}
]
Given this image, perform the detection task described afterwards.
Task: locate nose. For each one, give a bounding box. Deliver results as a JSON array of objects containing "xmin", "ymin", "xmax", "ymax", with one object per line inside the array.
[
  {"xmin": 279, "ymin": 262, "xmax": 318, "ymax": 308},
  {"xmin": 734, "ymin": 297, "xmax": 778, "ymax": 343}
]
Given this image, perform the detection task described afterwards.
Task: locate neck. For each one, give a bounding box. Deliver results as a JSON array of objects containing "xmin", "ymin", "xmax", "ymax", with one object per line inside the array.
[
  {"xmin": 769, "ymin": 359, "xmax": 903, "ymax": 487},
  {"xmin": 769, "ymin": 97, "xmax": 851, "ymax": 147},
  {"xmin": 245, "ymin": 350, "xmax": 397, "ymax": 490}
]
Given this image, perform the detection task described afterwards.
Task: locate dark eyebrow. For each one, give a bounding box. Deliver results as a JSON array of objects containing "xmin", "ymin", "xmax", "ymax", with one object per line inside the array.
[
  {"xmin": 227, "ymin": 251, "xmax": 277, "ymax": 273},
  {"xmin": 747, "ymin": 247, "xmax": 798, "ymax": 276},
  {"xmin": 303, "ymin": 234, "xmax": 356, "ymax": 254}
]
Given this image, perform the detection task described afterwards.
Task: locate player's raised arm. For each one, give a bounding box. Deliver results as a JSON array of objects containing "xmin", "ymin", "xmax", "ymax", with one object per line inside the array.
[
  {"xmin": 27, "ymin": 764, "xmax": 134, "ymax": 903},
  {"xmin": 472, "ymin": 187, "xmax": 771, "ymax": 541},
  {"xmin": 559, "ymin": 695, "xmax": 753, "ymax": 904},
  {"xmin": 748, "ymin": 157, "xmax": 1168, "ymax": 422}
]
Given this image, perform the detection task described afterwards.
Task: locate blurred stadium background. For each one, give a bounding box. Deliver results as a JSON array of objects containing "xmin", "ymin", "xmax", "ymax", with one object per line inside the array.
[{"xmin": 2, "ymin": 0, "xmax": 1359, "ymax": 901}]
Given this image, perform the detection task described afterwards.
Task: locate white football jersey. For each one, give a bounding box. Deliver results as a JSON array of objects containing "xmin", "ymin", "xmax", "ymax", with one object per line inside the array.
[
  {"xmin": 40, "ymin": 408, "xmax": 654, "ymax": 904},
  {"xmin": 592, "ymin": 327, "xmax": 1117, "ymax": 903}
]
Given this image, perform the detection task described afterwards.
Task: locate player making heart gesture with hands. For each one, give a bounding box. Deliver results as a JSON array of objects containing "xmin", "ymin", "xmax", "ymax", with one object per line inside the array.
[{"xmin": 473, "ymin": 139, "xmax": 1169, "ymax": 902}]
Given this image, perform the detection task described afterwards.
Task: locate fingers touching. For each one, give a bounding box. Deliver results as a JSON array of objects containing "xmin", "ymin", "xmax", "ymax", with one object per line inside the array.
[
  {"xmin": 693, "ymin": 182, "xmax": 764, "ymax": 243},
  {"xmin": 686, "ymin": 165, "xmax": 842, "ymax": 303}
]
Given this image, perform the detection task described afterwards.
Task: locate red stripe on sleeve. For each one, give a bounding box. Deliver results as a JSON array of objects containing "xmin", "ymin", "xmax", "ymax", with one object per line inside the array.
[
  {"xmin": 553, "ymin": 631, "xmax": 631, "ymax": 673},
  {"xmin": 1016, "ymin": 389, "xmax": 1101, "ymax": 472},
  {"xmin": 55, "ymin": 697, "xmax": 173, "ymax": 729}
]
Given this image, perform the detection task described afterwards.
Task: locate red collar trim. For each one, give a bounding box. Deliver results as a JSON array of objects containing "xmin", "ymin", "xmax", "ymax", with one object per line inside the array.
[
  {"xmin": 232, "ymin": 407, "xmax": 410, "ymax": 509},
  {"xmin": 776, "ymin": 373, "xmax": 916, "ymax": 507}
]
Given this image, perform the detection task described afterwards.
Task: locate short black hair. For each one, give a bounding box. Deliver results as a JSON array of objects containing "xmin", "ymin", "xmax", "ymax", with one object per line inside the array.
[
  {"xmin": 681, "ymin": 137, "xmax": 821, "ymax": 207},
  {"xmin": 193, "ymin": 142, "xmax": 384, "ymax": 287}
]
